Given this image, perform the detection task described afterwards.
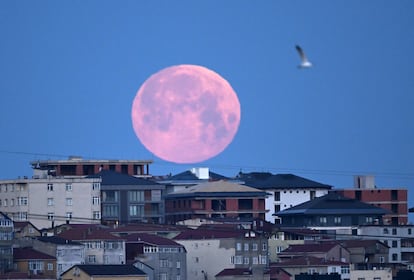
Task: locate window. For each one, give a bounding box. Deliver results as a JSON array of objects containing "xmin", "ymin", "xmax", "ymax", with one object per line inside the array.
[
  {"xmin": 129, "ymin": 205, "xmax": 143, "ymax": 217},
  {"xmin": 357, "ymin": 278, "xmax": 365, "ymax": 280},
  {"xmin": 160, "ymin": 259, "xmax": 169, "ymax": 268},
  {"xmin": 92, "ymin": 182, "xmax": 100, "ymax": 190},
  {"xmin": 102, "ymin": 190, "xmax": 118, "ymax": 202},
  {"xmin": 260, "ymin": 255, "xmax": 267, "ymax": 264},
  {"xmin": 128, "ymin": 191, "xmax": 144, "ymax": 202},
  {"xmin": 47, "ymin": 213, "xmax": 54, "ymax": 220},
  {"xmin": 47, "ymin": 198, "xmax": 54, "ymax": 206},
  {"xmin": 47, "ymin": 184, "xmax": 53, "ymax": 191},
  {"xmin": 319, "ymin": 216, "xmax": 327, "ymax": 225},
  {"xmin": 276, "ymin": 246, "xmax": 283, "ymax": 253},
  {"xmin": 383, "ymin": 228, "xmax": 389, "ymax": 234},
  {"xmin": 274, "ymin": 191, "xmax": 280, "ymax": 201},
  {"xmin": 341, "ymin": 266, "xmax": 350, "ymax": 274},
  {"xmin": 66, "ymin": 198, "xmax": 72, "ymax": 206},
  {"xmin": 87, "ymin": 255, "xmax": 96, "ymax": 263},
  {"xmin": 3, "ymin": 199, "xmax": 7, "ymax": 207},
  {"xmin": 93, "ymin": 211, "xmax": 101, "ymax": 220},
  {"xmin": 392, "ymin": 253, "xmax": 398, "ymax": 261},
  {"xmin": 47, "ymin": 263, "xmax": 53, "ymax": 270},
  {"xmin": 66, "ymin": 212, "xmax": 72, "ymax": 220},
  {"xmin": 392, "ymin": 228, "xmax": 397, "ymax": 235},
  {"xmin": 236, "ymin": 243, "xmax": 242, "ymax": 251},
  {"xmin": 392, "ymin": 240, "xmax": 398, "ymax": 248},
  {"xmin": 366, "ymin": 216, "xmax": 373, "ymax": 223},
  {"xmin": 10, "ymin": 199, "xmax": 14, "ymax": 206},
  {"xmin": 262, "ymin": 242, "xmax": 267, "ymax": 251},
  {"xmin": 18, "ymin": 197, "xmax": 28, "ymax": 206},
  {"xmin": 409, "ymin": 228, "xmax": 412, "ymax": 235},
  {"xmin": 29, "ymin": 261, "xmax": 44, "ymax": 271},
  {"xmin": 176, "ymin": 261, "xmax": 181, "ymax": 269},
  {"xmin": 252, "ymin": 243, "xmax": 258, "ymax": 251},
  {"xmin": 244, "ymin": 243, "xmax": 249, "ymax": 251},
  {"xmin": 379, "ymin": 256, "xmax": 385, "ymax": 263},
  {"xmin": 334, "ymin": 216, "xmax": 342, "ymax": 225},
  {"xmin": 235, "ymin": 256, "xmax": 243, "ymax": 264},
  {"xmin": 92, "ymin": 196, "xmax": 100, "ymax": 205},
  {"xmin": 159, "ymin": 273, "xmax": 167, "ymax": 280},
  {"xmin": 252, "ymin": 257, "xmax": 258, "ymax": 264},
  {"xmin": 244, "ymin": 257, "xmax": 249, "ymax": 264},
  {"xmin": 65, "ymin": 183, "xmax": 72, "ymax": 191}
]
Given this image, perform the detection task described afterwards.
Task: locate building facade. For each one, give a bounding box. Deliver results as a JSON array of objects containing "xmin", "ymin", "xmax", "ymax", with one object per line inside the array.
[
  {"xmin": 0, "ymin": 212, "xmax": 13, "ymax": 274},
  {"xmin": 0, "ymin": 177, "xmax": 102, "ymax": 229},
  {"xmin": 333, "ymin": 175, "xmax": 408, "ymax": 225},
  {"xmin": 88, "ymin": 170, "xmax": 165, "ymax": 224},
  {"xmin": 237, "ymin": 172, "xmax": 332, "ymax": 224},
  {"xmin": 164, "ymin": 180, "xmax": 267, "ymax": 224}
]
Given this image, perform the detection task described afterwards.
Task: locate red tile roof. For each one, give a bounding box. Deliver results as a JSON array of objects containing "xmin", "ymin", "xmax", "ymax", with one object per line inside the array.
[
  {"xmin": 13, "ymin": 247, "xmax": 55, "ymax": 260},
  {"xmin": 124, "ymin": 233, "xmax": 183, "ymax": 246},
  {"xmin": 58, "ymin": 226, "xmax": 124, "ymax": 241}
]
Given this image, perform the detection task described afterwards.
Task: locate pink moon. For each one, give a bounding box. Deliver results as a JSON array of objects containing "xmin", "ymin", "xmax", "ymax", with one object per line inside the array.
[{"xmin": 131, "ymin": 64, "xmax": 241, "ymax": 163}]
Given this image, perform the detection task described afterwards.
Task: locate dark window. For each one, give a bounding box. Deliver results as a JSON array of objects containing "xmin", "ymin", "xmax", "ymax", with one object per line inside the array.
[
  {"xmin": 274, "ymin": 192, "xmax": 280, "ymax": 201},
  {"xmin": 212, "ymin": 200, "xmax": 226, "ymax": 211},
  {"xmin": 391, "ymin": 190, "xmax": 398, "ymax": 200}
]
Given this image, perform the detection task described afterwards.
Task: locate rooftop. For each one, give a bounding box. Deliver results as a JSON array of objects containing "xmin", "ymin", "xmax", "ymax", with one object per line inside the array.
[
  {"xmin": 276, "ymin": 192, "xmax": 389, "ymax": 216},
  {"xmin": 237, "ymin": 172, "xmax": 333, "ymax": 190},
  {"xmin": 68, "ymin": 264, "xmax": 146, "ymax": 276},
  {"xmin": 166, "ymin": 180, "xmax": 267, "ymax": 198}
]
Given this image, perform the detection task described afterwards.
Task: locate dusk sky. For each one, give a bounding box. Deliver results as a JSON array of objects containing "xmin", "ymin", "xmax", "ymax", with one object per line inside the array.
[{"xmin": 1, "ymin": 1, "xmax": 414, "ymax": 218}]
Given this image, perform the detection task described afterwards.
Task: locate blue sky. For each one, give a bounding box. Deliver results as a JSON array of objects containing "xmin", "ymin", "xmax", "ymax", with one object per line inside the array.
[{"xmin": 1, "ymin": 1, "xmax": 414, "ymax": 216}]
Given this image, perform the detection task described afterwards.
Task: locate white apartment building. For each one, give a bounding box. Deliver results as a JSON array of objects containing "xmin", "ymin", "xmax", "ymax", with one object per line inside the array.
[
  {"xmin": 358, "ymin": 225, "xmax": 414, "ymax": 265},
  {"xmin": 237, "ymin": 172, "xmax": 332, "ymax": 224},
  {"xmin": 0, "ymin": 177, "xmax": 102, "ymax": 229}
]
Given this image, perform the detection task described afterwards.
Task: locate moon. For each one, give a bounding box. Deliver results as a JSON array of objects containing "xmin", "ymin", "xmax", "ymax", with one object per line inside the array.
[{"xmin": 131, "ymin": 64, "xmax": 241, "ymax": 164}]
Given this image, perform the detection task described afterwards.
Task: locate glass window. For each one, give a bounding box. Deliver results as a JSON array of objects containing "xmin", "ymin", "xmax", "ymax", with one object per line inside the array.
[
  {"xmin": 47, "ymin": 198, "xmax": 54, "ymax": 206},
  {"xmin": 65, "ymin": 183, "xmax": 72, "ymax": 191},
  {"xmin": 47, "ymin": 184, "xmax": 53, "ymax": 191},
  {"xmin": 66, "ymin": 198, "xmax": 72, "ymax": 206},
  {"xmin": 102, "ymin": 191, "xmax": 118, "ymax": 202},
  {"xmin": 128, "ymin": 191, "xmax": 144, "ymax": 202}
]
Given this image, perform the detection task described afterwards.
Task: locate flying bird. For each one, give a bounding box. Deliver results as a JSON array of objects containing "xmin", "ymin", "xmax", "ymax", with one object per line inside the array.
[{"xmin": 295, "ymin": 45, "xmax": 312, "ymax": 69}]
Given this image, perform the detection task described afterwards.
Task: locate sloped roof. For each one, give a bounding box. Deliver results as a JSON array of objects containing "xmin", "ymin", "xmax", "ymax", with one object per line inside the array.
[
  {"xmin": 166, "ymin": 180, "xmax": 267, "ymax": 198},
  {"xmin": 124, "ymin": 232, "xmax": 183, "ymax": 247},
  {"xmin": 340, "ymin": 239, "xmax": 389, "ymax": 249},
  {"xmin": 238, "ymin": 172, "xmax": 332, "ymax": 190},
  {"xmin": 37, "ymin": 236, "xmax": 82, "ymax": 245},
  {"xmin": 169, "ymin": 170, "xmax": 229, "ymax": 181},
  {"xmin": 72, "ymin": 264, "xmax": 146, "ymax": 276},
  {"xmin": 87, "ymin": 170, "xmax": 161, "ymax": 186},
  {"xmin": 58, "ymin": 226, "xmax": 124, "ymax": 241},
  {"xmin": 279, "ymin": 242, "xmax": 343, "ymax": 254},
  {"xmin": 14, "ymin": 247, "xmax": 55, "ymax": 260},
  {"xmin": 276, "ymin": 192, "xmax": 389, "ymax": 216},
  {"xmin": 215, "ymin": 268, "xmax": 252, "ymax": 277}
]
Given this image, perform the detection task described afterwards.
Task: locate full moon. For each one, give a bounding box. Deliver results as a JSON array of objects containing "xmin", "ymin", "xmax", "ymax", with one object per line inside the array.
[{"xmin": 131, "ymin": 64, "xmax": 241, "ymax": 163}]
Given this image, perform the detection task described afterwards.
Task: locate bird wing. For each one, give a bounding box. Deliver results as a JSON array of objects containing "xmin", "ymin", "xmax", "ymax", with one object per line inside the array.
[{"xmin": 295, "ymin": 45, "xmax": 309, "ymax": 63}]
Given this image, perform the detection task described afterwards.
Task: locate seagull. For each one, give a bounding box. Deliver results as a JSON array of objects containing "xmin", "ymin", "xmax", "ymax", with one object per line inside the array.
[{"xmin": 295, "ymin": 45, "xmax": 312, "ymax": 69}]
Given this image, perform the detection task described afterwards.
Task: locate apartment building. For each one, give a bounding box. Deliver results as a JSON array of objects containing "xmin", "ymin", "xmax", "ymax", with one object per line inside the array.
[
  {"xmin": 0, "ymin": 177, "xmax": 102, "ymax": 229},
  {"xmin": 164, "ymin": 180, "xmax": 267, "ymax": 224},
  {"xmin": 276, "ymin": 192, "xmax": 389, "ymax": 230},
  {"xmin": 237, "ymin": 172, "xmax": 332, "ymax": 224},
  {"xmin": 88, "ymin": 170, "xmax": 165, "ymax": 224},
  {"xmin": 13, "ymin": 247, "xmax": 56, "ymax": 278},
  {"xmin": 358, "ymin": 225, "xmax": 414, "ymax": 265},
  {"xmin": 125, "ymin": 232, "xmax": 187, "ymax": 280},
  {"xmin": 57, "ymin": 225, "xmax": 126, "ymax": 265},
  {"xmin": 333, "ymin": 175, "xmax": 408, "ymax": 225},
  {"xmin": 174, "ymin": 227, "xmax": 269, "ymax": 280},
  {"xmin": 0, "ymin": 212, "xmax": 13, "ymax": 273},
  {"xmin": 32, "ymin": 236, "xmax": 85, "ymax": 279}
]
